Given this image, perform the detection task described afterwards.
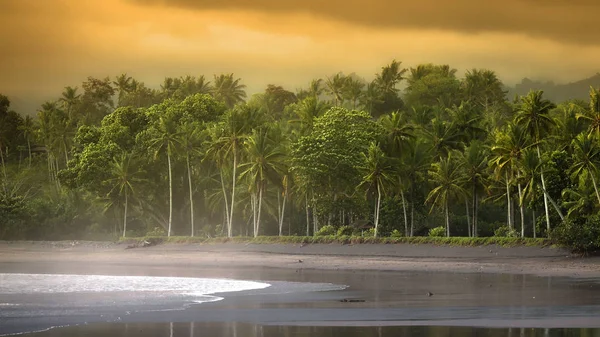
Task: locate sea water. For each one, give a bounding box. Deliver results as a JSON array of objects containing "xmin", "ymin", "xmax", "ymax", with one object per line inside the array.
[{"xmin": 0, "ymin": 273, "xmax": 346, "ymax": 336}]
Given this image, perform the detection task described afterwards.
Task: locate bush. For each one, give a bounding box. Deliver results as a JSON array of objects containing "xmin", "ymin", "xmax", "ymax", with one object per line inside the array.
[
  {"xmin": 146, "ymin": 227, "xmax": 166, "ymax": 236},
  {"xmin": 389, "ymin": 229, "xmax": 404, "ymax": 238},
  {"xmin": 428, "ymin": 226, "xmax": 446, "ymax": 237},
  {"xmin": 551, "ymin": 216, "xmax": 600, "ymax": 254},
  {"xmin": 336, "ymin": 225, "xmax": 354, "ymax": 236},
  {"xmin": 315, "ymin": 225, "xmax": 336, "ymax": 236},
  {"xmin": 362, "ymin": 228, "xmax": 375, "ymax": 237},
  {"xmin": 494, "ymin": 225, "xmax": 520, "ymax": 238}
]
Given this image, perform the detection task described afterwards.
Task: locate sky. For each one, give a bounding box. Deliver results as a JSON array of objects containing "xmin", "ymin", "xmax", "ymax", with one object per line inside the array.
[{"xmin": 1, "ymin": 0, "xmax": 600, "ymax": 114}]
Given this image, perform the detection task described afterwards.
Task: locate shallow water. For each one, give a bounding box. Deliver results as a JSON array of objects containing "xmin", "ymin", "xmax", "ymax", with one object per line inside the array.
[
  {"xmin": 22, "ymin": 322, "xmax": 600, "ymax": 337},
  {"xmin": 1, "ymin": 263, "xmax": 600, "ymax": 336}
]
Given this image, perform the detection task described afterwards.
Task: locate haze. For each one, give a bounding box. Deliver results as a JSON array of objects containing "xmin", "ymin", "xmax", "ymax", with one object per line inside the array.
[{"xmin": 1, "ymin": 0, "xmax": 599, "ymax": 113}]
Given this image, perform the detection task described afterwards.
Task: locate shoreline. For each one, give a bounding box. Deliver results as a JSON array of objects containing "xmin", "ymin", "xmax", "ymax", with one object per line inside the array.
[{"xmin": 1, "ymin": 241, "xmax": 599, "ymax": 279}]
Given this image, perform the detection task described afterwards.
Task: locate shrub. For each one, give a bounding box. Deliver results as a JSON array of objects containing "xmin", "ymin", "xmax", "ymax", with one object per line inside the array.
[
  {"xmin": 336, "ymin": 225, "xmax": 354, "ymax": 237},
  {"xmin": 315, "ymin": 225, "xmax": 336, "ymax": 236},
  {"xmin": 494, "ymin": 225, "xmax": 520, "ymax": 238},
  {"xmin": 146, "ymin": 227, "xmax": 166, "ymax": 236},
  {"xmin": 389, "ymin": 229, "xmax": 404, "ymax": 238},
  {"xmin": 551, "ymin": 216, "xmax": 600, "ymax": 254},
  {"xmin": 428, "ymin": 226, "xmax": 446, "ymax": 237},
  {"xmin": 362, "ymin": 228, "xmax": 375, "ymax": 237}
]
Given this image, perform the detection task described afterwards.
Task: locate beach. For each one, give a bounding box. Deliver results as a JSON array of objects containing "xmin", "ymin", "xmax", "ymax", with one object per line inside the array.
[{"xmin": 1, "ymin": 241, "xmax": 600, "ymax": 336}]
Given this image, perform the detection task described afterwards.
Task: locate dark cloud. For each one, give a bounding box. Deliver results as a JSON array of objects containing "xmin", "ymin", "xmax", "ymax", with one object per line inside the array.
[{"xmin": 131, "ymin": 0, "xmax": 600, "ymax": 45}]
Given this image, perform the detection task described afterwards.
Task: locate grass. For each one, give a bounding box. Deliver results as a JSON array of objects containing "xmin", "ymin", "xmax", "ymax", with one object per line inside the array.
[{"xmin": 119, "ymin": 235, "xmax": 552, "ymax": 248}]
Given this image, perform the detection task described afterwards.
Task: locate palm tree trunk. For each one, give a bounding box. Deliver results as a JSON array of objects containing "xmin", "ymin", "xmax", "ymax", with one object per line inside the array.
[
  {"xmin": 220, "ymin": 170, "xmax": 230, "ymax": 231},
  {"xmin": 255, "ymin": 184, "xmax": 263, "ymax": 237},
  {"xmin": 0, "ymin": 146, "xmax": 7, "ymax": 194},
  {"xmin": 517, "ymin": 180, "xmax": 525, "ymax": 238},
  {"xmin": 465, "ymin": 198, "xmax": 471, "ymax": 237},
  {"xmin": 229, "ymin": 149, "xmax": 238, "ymax": 238},
  {"xmin": 186, "ymin": 155, "xmax": 194, "ymax": 237},
  {"xmin": 251, "ymin": 192, "xmax": 257, "ymax": 237},
  {"xmin": 590, "ymin": 173, "xmax": 600, "ymax": 205},
  {"xmin": 278, "ymin": 186, "xmax": 288, "ymax": 237},
  {"xmin": 445, "ymin": 199, "xmax": 450, "ymax": 237},
  {"xmin": 305, "ymin": 193, "xmax": 310, "ymax": 236},
  {"xmin": 532, "ymin": 209, "xmax": 537, "ymax": 239},
  {"xmin": 400, "ymin": 190, "xmax": 408, "ymax": 237},
  {"xmin": 536, "ymin": 146, "xmax": 552, "ymax": 235},
  {"xmin": 374, "ymin": 183, "xmax": 381, "ymax": 238},
  {"xmin": 27, "ymin": 139, "xmax": 32, "ymax": 168},
  {"xmin": 167, "ymin": 151, "xmax": 173, "ymax": 237},
  {"xmin": 122, "ymin": 190, "xmax": 128, "ymax": 238},
  {"xmin": 63, "ymin": 141, "xmax": 69, "ymax": 166},
  {"xmin": 505, "ymin": 171, "xmax": 512, "ymax": 230},
  {"xmin": 473, "ymin": 191, "xmax": 478, "ymax": 237}
]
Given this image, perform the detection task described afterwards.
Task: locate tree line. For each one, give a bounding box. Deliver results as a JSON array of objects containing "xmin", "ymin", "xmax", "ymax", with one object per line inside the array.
[{"xmin": 1, "ymin": 62, "xmax": 600, "ymax": 250}]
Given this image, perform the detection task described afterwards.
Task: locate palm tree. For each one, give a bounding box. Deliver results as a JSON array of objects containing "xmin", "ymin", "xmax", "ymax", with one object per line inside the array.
[
  {"xmin": 113, "ymin": 74, "xmax": 135, "ymax": 106},
  {"xmin": 206, "ymin": 108, "xmax": 251, "ymax": 237},
  {"xmin": 515, "ymin": 90, "xmax": 564, "ymax": 234},
  {"xmin": 149, "ymin": 114, "xmax": 179, "ymax": 237},
  {"xmin": 424, "ymin": 118, "xmax": 463, "ymax": 158},
  {"xmin": 562, "ymin": 172, "xmax": 598, "ymax": 219},
  {"xmin": 446, "ymin": 101, "xmax": 485, "ymax": 143},
  {"xmin": 213, "ymin": 74, "xmax": 247, "ymax": 108},
  {"xmin": 178, "ymin": 122, "xmax": 205, "ymax": 236},
  {"xmin": 519, "ymin": 149, "xmax": 542, "ymax": 238},
  {"xmin": 289, "ymin": 96, "xmax": 329, "ymax": 134},
  {"xmin": 106, "ymin": 153, "xmax": 144, "ymax": 237},
  {"xmin": 360, "ymin": 81, "xmax": 383, "ymax": 115},
  {"xmin": 404, "ymin": 139, "xmax": 432, "ymax": 236},
  {"xmin": 570, "ymin": 132, "xmax": 600, "ymax": 205},
  {"xmin": 59, "ymin": 86, "xmax": 81, "ymax": 121},
  {"xmin": 576, "ymin": 87, "xmax": 600, "ymax": 139},
  {"xmin": 358, "ymin": 143, "xmax": 395, "ymax": 237},
  {"xmin": 374, "ymin": 59, "xmax": 407, "ymax": 95},
  {"xmin": 490, "ymin": 124, "xmax": 532, "ymax": 231},
  {"xmin": 343, "ymin": 77, "xmax": 365, "ymax": 109},
  {"xmin": 455, "ymin": 141, "xmax": 489, "ymax": 237},
  {"xmin": 17, "ymin": 116, "xmax": 35, "ymax": 168},
  {"xmin": 380, "ymin": 111, "xmax": 415, "ymax": 235},
  {"xmin": 426, "ymin": 154, "xmax": 465, "ymax": 237},
  {"xmin": 239, "ymin": 126, "xmax": 285, "ymax": 237},
  {"xmin": 324, "ymin": 73, "xmax": 347, "ymax": 106}
]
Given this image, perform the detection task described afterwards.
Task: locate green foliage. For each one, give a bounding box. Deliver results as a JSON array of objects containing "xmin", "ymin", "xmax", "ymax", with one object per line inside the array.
[
  {"xmin": 146, "ymin": 227, "xmax": 166, "ymax": 236},
  {"xmin": 389, "ymin": 229, "xmax": 404, "ymax": 238},
  {"xmin": 429, "ymin": 226, "xmax": 446, "ymax": 237},
  {"xmin": 336, "ymin": 225, "xmax": 354, "ymax": 236},
  {"xmin": 494, "ymin": 225, "xmax": 520, "ymax": 238},
  {"xmin": 315, "ymin": 225, "xmax": 336, "ymax": 236},
  {"xmin": 551, "ymin": 216, "xmax": 600, "ymax": 253}
]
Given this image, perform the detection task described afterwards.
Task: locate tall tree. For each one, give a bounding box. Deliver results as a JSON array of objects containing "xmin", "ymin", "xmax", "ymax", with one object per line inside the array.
[
  {"xmin": 148, "ymin": 114, "xmax": 179, "ymax": 236},
  {"xmin": 570, "ymin": 133, "xmax": 600, "ymax": 205},
  {"xmin": 213, "ymin": 74, "xmax": 247, "ymax": 108},
  {"xmin": 426, "ymin": 154, "xmax": 465, "ymax": 237},
  {"xmin": 324, "ymin": 73, "xmax": 347, "ymax": 106},
  {"xmin": 106, "ymin": 153, "xmax": 144, "ymax": 237},
  {"xmin": 358, "ymin": 143, "xmax": 395, "ymax": 237},
  {"xmin": 515, "ymin": 90, "xmax": 564, "ymax": 234}
]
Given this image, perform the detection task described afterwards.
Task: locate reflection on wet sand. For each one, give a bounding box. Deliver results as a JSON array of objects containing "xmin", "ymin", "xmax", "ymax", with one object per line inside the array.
[{"xmin": 28, "ymin": 322, "xmax": 600, "ymax": 337}]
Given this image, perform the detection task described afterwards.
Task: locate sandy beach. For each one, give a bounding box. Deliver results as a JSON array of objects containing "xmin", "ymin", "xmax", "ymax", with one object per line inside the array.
[
  {"xmin": 1, "ymin": 241, "xmax": 599, "ymax": 278},
  {"xmin": 2, "ymin": 241, "xmax": 600, "ymax": 336}
]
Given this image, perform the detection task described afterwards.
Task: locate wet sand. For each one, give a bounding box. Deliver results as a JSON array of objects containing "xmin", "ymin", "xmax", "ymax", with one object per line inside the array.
[
  {"xmin": 0, "ymin": 241, "xmax": 599, "ymax": 278},
  {"xmin": 1, "ymin": 241, "xmax": 600, "ymax": 335}
]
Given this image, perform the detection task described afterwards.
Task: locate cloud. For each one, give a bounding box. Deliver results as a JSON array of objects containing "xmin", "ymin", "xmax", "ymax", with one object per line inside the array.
[{"xmin": 130, "ymin": 0, "xmax": 600, "ymax": 46}]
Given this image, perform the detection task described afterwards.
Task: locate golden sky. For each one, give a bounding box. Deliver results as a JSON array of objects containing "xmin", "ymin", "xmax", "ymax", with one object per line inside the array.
[{"xmin": 1, "ymin": 0, "xmax": 599, "ymax": 112}]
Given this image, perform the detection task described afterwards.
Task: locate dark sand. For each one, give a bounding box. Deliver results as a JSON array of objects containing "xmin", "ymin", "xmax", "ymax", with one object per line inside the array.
[{"xmin": 1, "ymin": 241, "xmax": 600, "ymax": 335}]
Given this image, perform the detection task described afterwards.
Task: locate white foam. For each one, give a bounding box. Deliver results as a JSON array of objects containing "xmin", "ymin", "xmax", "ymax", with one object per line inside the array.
[{"xmin": 0, "ymin": 273, "xmax": 270, "ymax": 299}]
